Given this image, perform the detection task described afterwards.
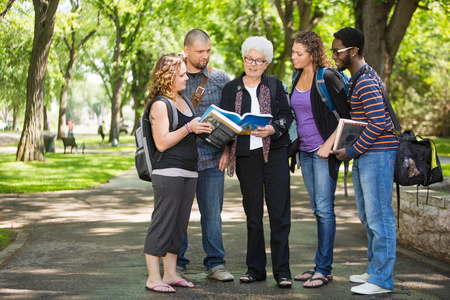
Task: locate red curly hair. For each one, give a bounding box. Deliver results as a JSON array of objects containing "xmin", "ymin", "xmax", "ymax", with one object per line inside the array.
[
  {"xmin": 293, "ymin": 31, "xmax": 332, "ymax": 73},
  {"xmin": 145, "ymin": 53, "xmax": 185, "ymax": 110}
]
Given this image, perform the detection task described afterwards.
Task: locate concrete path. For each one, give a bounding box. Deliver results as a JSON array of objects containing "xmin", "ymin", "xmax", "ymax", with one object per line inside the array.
[{"xmin": 0, "ymin": 166, "xmax": 449, "ymax": 299}]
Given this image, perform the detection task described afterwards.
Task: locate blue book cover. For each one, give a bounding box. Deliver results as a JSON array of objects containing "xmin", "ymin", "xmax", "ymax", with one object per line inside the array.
[
  {"xmin": 198, "ymin": 104, "xmax": 273, "ymax": 149},
  {"xmin": 200, "ymin": 104, "xmax": 272, "ymax": 134}
]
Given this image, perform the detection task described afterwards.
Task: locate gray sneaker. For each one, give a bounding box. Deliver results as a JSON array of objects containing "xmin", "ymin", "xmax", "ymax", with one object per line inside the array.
[{"xmin": 208, "ymin": 268, "xmax": 234, "ymax": 281}]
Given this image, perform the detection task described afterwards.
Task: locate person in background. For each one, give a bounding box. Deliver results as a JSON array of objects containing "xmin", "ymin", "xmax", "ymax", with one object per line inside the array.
[
  {"xmin": 220, "ymin": 36, "xmax": 293, "ymax": 288},
  {"xmin": 98, "ymin": 121, "xmax": 106, "ymax": 145},
  {"xmin": 68, "ymin": 119, "xmax": 74, "ymax": 137},
  {"xmin": 143, "ymin": 53, "xmax": 211, "ymax": 293},
  {"xmin": 177, "ymin": 29, "xmax": 234, "ymax": 282},
  {"xmin": 290, "ymin": 31, "xmax": 350, "ymax": 288},
  {"xmin": 331, "ymin": 27, "xmax": 399, "ymax": 295}
]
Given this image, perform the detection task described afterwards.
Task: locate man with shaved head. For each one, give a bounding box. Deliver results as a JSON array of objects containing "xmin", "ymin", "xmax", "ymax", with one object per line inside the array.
[{"xmin": 177, "ymin": 29, "xmax": 234, "ymax": 282}]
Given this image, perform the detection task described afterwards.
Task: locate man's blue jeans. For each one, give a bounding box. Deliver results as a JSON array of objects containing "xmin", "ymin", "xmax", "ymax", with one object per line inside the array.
[
  {"xmin": 177, "ymin": 167, "xmax": 226, "ymax": 271},
  {"xmin": 352, "ymin": 151, "xmax": 397, "ymax": 290},
  {"xmin": 300, "ymin": 150, "xmax": 340, "ymax": 277}
]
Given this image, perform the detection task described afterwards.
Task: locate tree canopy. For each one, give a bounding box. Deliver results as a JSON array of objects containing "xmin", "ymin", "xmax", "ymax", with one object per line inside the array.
[{"xmin": 1, "ymin": 0, "xmax": 448, "ymax": 161}]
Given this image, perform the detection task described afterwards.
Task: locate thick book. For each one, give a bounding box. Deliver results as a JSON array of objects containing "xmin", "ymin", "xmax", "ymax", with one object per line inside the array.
[
  {"xmin": 333, "ymin": 118, "xmax": 368, "ymax": 150},
  {"xmin": 198, "ymin": 104, "xmax": 272, "ymax": 149}
]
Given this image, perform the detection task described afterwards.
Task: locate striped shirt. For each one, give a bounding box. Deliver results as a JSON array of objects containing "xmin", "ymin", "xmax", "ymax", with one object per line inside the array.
[
  {"xmin": 183, "ymin": 66, "xmax": 231, "ymax": 171},
  {"xmin": 346, "ymin": 64, "xmax": 399, "ymax": 159}
]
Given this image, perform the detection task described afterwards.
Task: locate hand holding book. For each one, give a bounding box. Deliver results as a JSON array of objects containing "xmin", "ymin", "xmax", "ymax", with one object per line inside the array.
[{"xmin": 198, "ymin": 104, "xmax": 273, "ymax": 149}]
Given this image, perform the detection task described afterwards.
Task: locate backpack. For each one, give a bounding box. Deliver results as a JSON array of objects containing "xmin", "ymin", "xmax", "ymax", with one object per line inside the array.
[
  {"xmin": 134, "ymin": 95, "xmax": 189, "ymax": 182},
  {"xmin": 98, "ymin": 125, "xmax": 103, "ymax": 135},
  {"xmin": 394, "ymin": 130, "xmax": 443, "ymax": 187},
  {"xmin": 315, "ymin": 67, "xmax": 351, "ymax": 196}
]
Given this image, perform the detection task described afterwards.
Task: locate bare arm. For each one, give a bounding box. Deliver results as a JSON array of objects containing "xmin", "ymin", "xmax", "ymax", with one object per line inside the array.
[{"xmin": 150, "ymin": 101, "xmax": 211, "ymax": 152}]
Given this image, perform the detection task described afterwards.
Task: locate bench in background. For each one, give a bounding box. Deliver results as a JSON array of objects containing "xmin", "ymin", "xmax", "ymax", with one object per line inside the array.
[{"xmin": 62, "ymin": 137, "xmax": 85, "ymax": 154}]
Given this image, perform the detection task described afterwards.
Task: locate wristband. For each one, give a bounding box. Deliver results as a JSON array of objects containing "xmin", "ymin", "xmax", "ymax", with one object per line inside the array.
[{"xmin": 185, "ymin": 123, "xmax": 193, "ymax": 133}]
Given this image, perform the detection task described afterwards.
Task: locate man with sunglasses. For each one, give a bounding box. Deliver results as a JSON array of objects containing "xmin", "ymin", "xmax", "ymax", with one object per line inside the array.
[{"xmin": 330, "ymin": 27, "xmax": 399, "ymax": 295}]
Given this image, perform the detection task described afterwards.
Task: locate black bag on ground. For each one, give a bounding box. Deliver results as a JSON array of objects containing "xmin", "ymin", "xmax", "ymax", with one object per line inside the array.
[{"xmin": 394, "ymin": 130, "xmax": 443, "ymax": 187}]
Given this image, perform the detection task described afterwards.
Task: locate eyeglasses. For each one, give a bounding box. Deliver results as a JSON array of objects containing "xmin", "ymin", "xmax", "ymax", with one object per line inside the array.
[
  {"xmin": 330, "ymin": 46, "xmax": 354, "ymax": 56},
  {"xmin": 244, "ymin": 56, "xmax": 267, "ymax": 66}
]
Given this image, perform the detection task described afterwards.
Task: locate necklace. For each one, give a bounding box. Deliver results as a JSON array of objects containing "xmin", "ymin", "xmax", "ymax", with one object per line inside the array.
[{"xmin": 301, "ymin": 72, "xmax": 313, "ymax": 85}]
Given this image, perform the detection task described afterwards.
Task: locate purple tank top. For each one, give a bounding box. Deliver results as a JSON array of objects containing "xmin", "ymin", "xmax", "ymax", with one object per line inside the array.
[{"xmin": 291, "ymin": 88, "xmax": 324, "ymax": 151}]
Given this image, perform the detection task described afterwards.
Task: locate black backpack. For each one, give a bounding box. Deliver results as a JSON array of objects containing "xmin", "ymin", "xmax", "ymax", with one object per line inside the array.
[{"xmin": 135, "ymin": 96, "xmax": 176, "ymax": 182}]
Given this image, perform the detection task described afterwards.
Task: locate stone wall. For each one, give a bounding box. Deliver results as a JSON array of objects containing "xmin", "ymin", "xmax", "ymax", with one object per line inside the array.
[{"xmin": 393, "ymin": 183, "xmax": 450, "ymax": 263}]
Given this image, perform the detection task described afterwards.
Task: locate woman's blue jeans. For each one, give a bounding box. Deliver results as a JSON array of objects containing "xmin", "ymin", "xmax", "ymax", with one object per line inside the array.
[
  {"xmin": 300, "ymin": 150, "xmax": 340, "ymax": 277},
  {"xmin": 352, "ymin": 151, "xmax": 397, "ymax": 290}
]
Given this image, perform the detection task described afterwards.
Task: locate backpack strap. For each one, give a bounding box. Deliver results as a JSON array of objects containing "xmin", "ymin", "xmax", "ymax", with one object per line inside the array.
[
  {"xmin": 190, "ymin": 65, "xmax": 213, "ymax": 110},
  {"xmin": 316, "ymin": 67, "xmax": 341, "ymax": 121},
  {"xmin": 153, "ymin": 95, "xmax": 178, "ymax": 131},
  {"xmin": 315, "ymin": 67, "xmax": 351, "ymax": 197}
]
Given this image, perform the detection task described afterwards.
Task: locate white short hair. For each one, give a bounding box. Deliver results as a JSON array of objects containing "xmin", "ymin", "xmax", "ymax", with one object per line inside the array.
[{"xmin": 241, "ymin": 36, "xmax": 273, "ymax": 64}]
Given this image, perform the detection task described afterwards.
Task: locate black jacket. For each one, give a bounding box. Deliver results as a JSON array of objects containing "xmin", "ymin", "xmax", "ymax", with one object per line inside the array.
[{"xmin": 220, "ymin": 73, "xmax": 292, "ymax": 157}]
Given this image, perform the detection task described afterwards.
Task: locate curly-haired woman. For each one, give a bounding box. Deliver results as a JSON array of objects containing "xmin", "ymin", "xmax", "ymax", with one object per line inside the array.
[
  {"xmin": 143, "ymin": 54, "xmax": 211, "ymax": 293},
  {"xmin": 290, "ymin": 31, "xmax": 350, "ymax": 288}
]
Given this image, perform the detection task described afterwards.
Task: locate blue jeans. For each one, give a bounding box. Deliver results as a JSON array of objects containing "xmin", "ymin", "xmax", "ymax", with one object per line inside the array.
[
  {"xmin": 300, "ymin": 150, "xmax": 340, "ymax": 277},
  {"xmin": 352, "ymin": 151, "xmax": 397, "ymax": 290},
  {"xmin": 177, "ymin": 167, "xmax": 226, "ymax": 271}
]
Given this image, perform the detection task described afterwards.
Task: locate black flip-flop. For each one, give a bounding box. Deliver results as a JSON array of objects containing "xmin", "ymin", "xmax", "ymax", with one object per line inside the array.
[
  {"xmin": 294, "ymin": 270, "xmax": 315, "ymax": 281},
  {"xmin": 302, "ymin": 277, "xmax": 329, "ymax": 288},
  {"xmin": 240, "ymin": 274, "xmax": 257, "ymax": 283},
  {"xmin": 277, "ymin": 278, "xmax": 293, "ymax": 288}
]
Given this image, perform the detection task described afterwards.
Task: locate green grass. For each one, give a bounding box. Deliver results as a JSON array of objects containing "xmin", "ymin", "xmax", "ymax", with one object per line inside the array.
[
  {"xmin": 0, "ymin": 228, "xmax": 17, "ymax": 251},
  {"xmin": 0, "ymin": 150, "xmax": 134, "ymax": 194},
  {"xmin": 433, "ymin": 136, "xmax": 450, "ymax": 157}
]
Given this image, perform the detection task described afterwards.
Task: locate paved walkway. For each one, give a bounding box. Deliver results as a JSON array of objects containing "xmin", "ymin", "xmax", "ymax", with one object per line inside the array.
[{"xmin": 0, "ymin": 165, "xmax": 449, "ymax": 299}]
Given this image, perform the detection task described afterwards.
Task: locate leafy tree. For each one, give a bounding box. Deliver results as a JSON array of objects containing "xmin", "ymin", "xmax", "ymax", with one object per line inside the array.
[
  {"xmin": 390, "ymin": 2, "xmax": 449, "ymax": 135},
  {"xmin": 0, "ymin": 0, "xmax": 16, "ymax": 22},
  {"xmin": 0, "ymin": 1, "xmax": 33, "ymax": 130},
  {"xmin": 16, "ymin": 0, "xmax": 60, "ymax": 162},
  {"xmin": 89, "ymin": 0, "xmax": 151, "ymax": 142},
  {"xmin": 53, "ymin": 0, "xmax": 97, "ymax": 138}
]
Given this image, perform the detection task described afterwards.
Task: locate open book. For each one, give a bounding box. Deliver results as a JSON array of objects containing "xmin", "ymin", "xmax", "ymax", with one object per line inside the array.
[
  {"xmin": 198, "ymin": 104, "xmax": 272, "ymax": 149},
  {"xmin": 333, "ymin": 118, "xmax": 368, "ymax": 150}
]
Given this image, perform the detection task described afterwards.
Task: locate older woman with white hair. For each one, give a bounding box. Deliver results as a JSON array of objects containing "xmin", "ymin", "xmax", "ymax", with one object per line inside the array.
[{"xmin": 219, "ymin": 36, "xmax": 293, "ymax": 288}]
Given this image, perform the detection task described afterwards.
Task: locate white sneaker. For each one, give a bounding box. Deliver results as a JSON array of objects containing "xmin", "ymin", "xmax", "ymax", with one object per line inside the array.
[
  {"xmin": 349, "ymin": 272, "xmax": 370, "ymax": 283},
  {"xmin": 351, "ymin": 282, "xmax": 392, "ymax": 295},
  {"xmin": 208, "ymin": 268, "xmax": 234, "ymax": 281}
]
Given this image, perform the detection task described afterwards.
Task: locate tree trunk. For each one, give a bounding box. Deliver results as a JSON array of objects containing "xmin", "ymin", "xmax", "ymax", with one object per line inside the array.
[
  {"xmin": 57, "ymin": 53, "xmax": 76, "ymax": 139},
  {"xmin": 130, "ymin": 50, "xmax": 152, "ymax": 135},
  {"xmin": 57, "ymin": 83, "xmax": 68, "ymax": 138},
  {"xmin": 57, "ymin": 26, "xmax": 96, "ymax": 139},
  {"xmin": 355, "ymin": 0, "xmax": 419, "ymax": 91},
  {"xmin": 16, "ymin": 0, "xmax": 60, "ymax": 162},
  {"xmin": 110, "ymin": 77, "xmax": 123, "ymax": 143}
]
